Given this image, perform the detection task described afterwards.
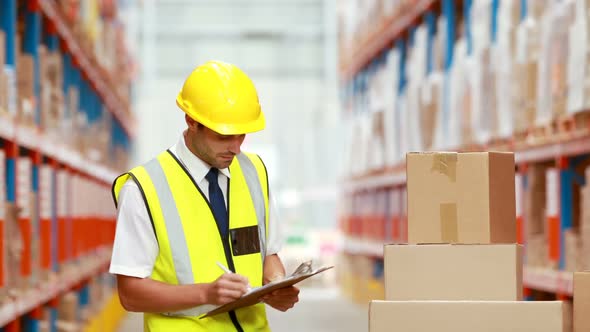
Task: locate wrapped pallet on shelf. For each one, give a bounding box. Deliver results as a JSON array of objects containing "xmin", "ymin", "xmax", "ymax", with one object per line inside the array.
[
  {"xmin": 535, "ymin": 3, "xmax": 572, "ymax": 127},
  {"xmin": 566, "ymin": 0, "xmax": 588, "ymax": 114},
  {"xmin": 383, "ymin": 48, "xmax": 400, "ymax": 166},
  {"xmin": 0, "ymin": 30, "xmax": 7, "ymax": 114},
  {"xmin": 524, "ymin": 164, "xmax": 550, "ymax": 267},
  {"xmin": 494, "ymin": 0, "xmax": 521, "ymax": 139},
  {"xmin": 512, "ymin": 0, "xmax": 544, "ymax": 134},
  {"xmin": 16, "ymin": 156, "xmax": 33, "ymax": 291},
  {"xmin": 39, "ymin": 45, "xmax": 65, "ymax": 135},
  {"xmin": 448, "ymin": 38, "xmax": 471, "ymax": 147},
  {"xmin": 39, "ymin": 163, "xmax": 53, "ymax": 282},
  {"xmin": 16, "ymin": 53, "xmax": 34, "ymax": 126}
]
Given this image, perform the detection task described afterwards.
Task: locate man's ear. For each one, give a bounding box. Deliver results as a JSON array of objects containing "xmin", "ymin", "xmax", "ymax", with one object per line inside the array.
[{"xmin": 185, "ymin": 114, "xmax": 197, "ymax": 131}]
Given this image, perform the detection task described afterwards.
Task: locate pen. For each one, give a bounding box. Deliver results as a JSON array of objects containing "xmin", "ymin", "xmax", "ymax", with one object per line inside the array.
[
  {"xmin": 216, "ymin": 261, "xmax": 252, "ymax": 292},
  {"xmin": 216, "ymin": 261, "xmax": 232, "ymax": 274}
]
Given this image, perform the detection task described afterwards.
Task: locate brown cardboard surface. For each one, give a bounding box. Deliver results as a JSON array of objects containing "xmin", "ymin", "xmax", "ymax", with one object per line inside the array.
[
  {"xmin": 488, "ymin": 152, "xmax": 518, "ymax": 242},
  {"xmin": 574, "ymin": 272, "xmax": 590, "ymax": 332},
  {"xmin": 406, "ymin": 152, "xmax": 516, "ymax": 244},
  {"xmin": 369, "ymin": 300, "xmax": 568, "ymax": 332},
  {"xmin": 384, "ymin": 244, "xmax": 523, "ymax": 301}
]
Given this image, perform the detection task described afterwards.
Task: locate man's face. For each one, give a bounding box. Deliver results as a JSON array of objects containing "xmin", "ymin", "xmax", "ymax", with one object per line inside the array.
[{"xmin": 185, "ymin": 116, "xmax": 246, "ymax": 169}]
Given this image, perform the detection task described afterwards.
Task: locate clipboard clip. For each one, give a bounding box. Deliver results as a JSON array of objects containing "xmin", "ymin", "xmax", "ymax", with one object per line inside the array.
[{"xmin": 291, "ymin": 260, "xmax": 313, "ymax": 276}]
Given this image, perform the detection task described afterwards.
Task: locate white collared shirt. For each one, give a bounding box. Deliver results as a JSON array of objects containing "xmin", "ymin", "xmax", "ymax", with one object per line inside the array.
[{"xmin": 109, "ymin": 134, "xmax": 283, "ymax": 278}]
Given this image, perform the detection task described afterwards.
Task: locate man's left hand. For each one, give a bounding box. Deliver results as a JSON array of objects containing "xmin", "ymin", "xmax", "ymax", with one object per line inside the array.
[{"xmin": 261, "ymin": 286, "xmax": 300, "ymax": 312}]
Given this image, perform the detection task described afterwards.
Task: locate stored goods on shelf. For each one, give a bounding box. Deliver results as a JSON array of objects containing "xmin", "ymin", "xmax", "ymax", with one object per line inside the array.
[
  {"xmin": 406, "ymin": 152, "xmax": 516, "ymax": 244},
  {"xmin": 56, "ymin": 168, "xmax": 68, "ymax": 268},
  {"xmin": 578, "ymin": 167, "xmax": 590, "ymax": 270},
  {"xmin": 16, "ymin": 156, "xmax": 33, "ymax": 290},
  {"xmin": 546, "ymin": 168, "xmax": 560, "ymax": 269},
  {"xmin": 0, "ymin": 31, "xmax": 6, "ymax": 114},
  {"xmin": 369, "ymin": 300, "xmax": 568, "ymax": 332},
  {"xmin": 4, "ymin": 200, "xmax": 20, "ymax": 299},
  {"xmin": 39, "ymin": 164, "xmax": 53, "ymax": 281},
  {"xmin": 495, "ymin": 0, "xmax": 521, "ymax": 138},
  {"xmin": 384, "ymin": 244, "xmax": 523, "ymax": 301},
  {"xmin": 39, "ymin": 45, "xmax": 65, "ymax": 133},
  {"xmin": 340, "ymin": 0, "xmax": 590, "ymax": 168},
  {"xmin": 0, "ymin": 151, "xmax": 6, "ymax": 299},
  {"xmin": 16, "ymin": 54, "xmax": 34, "ymax": 126}
]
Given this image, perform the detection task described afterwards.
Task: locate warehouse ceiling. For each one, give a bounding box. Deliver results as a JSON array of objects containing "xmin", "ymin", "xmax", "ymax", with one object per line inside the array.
[{"xmin": 146, "ymin": 0, "xmax": 326, "ymax": 79}]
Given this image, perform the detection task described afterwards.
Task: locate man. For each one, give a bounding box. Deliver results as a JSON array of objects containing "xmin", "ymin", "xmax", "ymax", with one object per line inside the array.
[{"xmin": 110, "ymin": 60, "xmax": 299, "ymax": 331}]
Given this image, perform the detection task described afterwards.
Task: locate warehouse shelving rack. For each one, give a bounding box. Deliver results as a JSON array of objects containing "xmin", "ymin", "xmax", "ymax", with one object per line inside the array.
[
  {"xmin": 1, "ymin": 0, "xmax": 134, "ymax": 331},
  {"xmin": 339, "ymin": 0, "xmax": 589, "ymax": 301}
]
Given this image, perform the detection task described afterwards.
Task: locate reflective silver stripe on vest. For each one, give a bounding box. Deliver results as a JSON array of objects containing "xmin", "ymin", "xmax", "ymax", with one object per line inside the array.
[
  {"xmin": 145, "ymin": 158, "xmax": 208, "ymax": 317},
  {"xmin": 236, "ymin": 153, "xmax": 267, "ymax": 261},
  {"xmin": 144, "ymin": 158, "xmax": 194, "ymax": 285}
]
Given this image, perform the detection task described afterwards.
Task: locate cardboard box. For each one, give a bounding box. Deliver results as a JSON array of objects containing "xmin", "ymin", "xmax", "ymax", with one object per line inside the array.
[
  {"xmin": 369, "ymin": 300, "xmax": 569, "ymax": 332},
  {"xmin": 385, "ymin": 244, "xmax": 523, "ymax": 301},
  {"xmin": 406, "ymin": 152, "xmax": 516, "ymax": 244},
  {"xmin": 574, "ymin": 272, "xmax": 590, "ymax": 332}
]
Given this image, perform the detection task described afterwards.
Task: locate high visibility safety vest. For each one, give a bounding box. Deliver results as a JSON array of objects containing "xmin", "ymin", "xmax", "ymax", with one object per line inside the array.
[{"xmin": 112, "ymin": 150, "xmax": 271, "ymax": 332}]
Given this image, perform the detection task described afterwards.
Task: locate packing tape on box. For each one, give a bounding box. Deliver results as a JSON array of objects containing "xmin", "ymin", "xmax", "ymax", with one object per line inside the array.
[
  {"xmin": 431, "ymin": 152, "xmax": 457, "ymax": 182},
  {"xmin": 440, "ymin": 203, "xmax": 458, "ymax": 243}
]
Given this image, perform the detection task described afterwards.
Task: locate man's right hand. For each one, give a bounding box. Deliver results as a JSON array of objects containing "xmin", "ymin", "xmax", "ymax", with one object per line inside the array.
[{"xmin": 206, "ymin": 273, "xmax": 250, "ymax": 305}]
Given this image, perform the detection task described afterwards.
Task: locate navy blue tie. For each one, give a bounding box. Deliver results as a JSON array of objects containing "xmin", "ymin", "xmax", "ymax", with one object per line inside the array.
[{"xmin": 205, "ymin": 168, "xmax": 229, "ymax": 239}]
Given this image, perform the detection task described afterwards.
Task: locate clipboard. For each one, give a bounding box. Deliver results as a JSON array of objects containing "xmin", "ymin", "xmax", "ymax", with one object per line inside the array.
[{"xmin": 201, "ymin": 262, "xmax": 334, "ymax": 318}]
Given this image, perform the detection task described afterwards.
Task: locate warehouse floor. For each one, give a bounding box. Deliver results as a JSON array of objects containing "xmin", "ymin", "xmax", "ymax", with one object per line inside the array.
[{"xmin": 116, "ymin": 287, "xmax": 367, "ymax": 331}]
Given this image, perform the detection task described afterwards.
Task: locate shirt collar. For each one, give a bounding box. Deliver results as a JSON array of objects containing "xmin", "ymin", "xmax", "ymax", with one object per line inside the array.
[{"xmin": 175, "ymin": 132, "xmax": 231, "ymax": 182}]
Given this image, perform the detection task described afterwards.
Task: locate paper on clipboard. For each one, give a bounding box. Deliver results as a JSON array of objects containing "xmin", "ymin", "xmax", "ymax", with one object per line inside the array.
[{"xmin": 201, "ymin": 261, "xmax": 334, "ymax": 318}]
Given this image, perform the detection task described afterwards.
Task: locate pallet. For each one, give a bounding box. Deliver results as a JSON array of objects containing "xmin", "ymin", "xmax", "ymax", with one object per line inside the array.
[{"xmin": 513, "ymin": 111, "xmax": 590, "ymax": 149}]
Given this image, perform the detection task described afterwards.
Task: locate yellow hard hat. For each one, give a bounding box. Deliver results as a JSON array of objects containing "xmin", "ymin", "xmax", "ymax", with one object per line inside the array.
[{"xmin": 176, "ymin": 60, "xmax": 265, "ymax": 135}]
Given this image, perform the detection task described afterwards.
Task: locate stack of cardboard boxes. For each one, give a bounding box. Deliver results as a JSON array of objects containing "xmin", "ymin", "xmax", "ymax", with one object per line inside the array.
[{"xmin": 370, "ymin": 152, "xmax": 569, "ymax": 331}]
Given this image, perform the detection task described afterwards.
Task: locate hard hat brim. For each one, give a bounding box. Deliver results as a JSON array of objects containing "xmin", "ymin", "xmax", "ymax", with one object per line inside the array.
[{"xmin": 176, "ymin": 98, "xmax": 266, "ymax": 135}]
